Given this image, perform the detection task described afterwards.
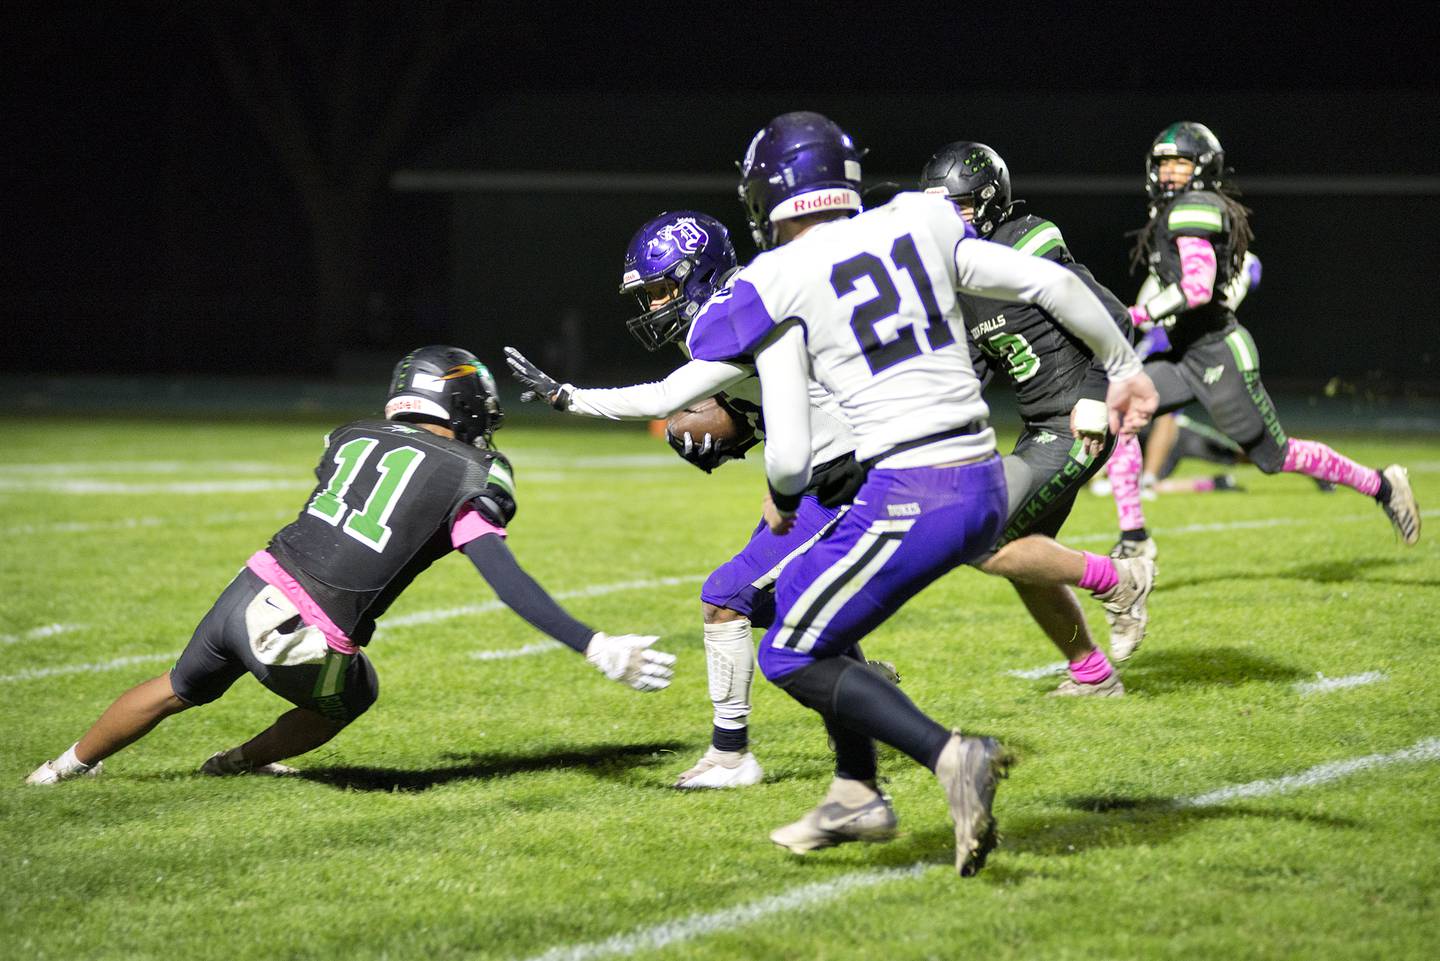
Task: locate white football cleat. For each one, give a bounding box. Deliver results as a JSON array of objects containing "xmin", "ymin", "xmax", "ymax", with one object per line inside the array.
[
  {"xmin": 674, "ymin": 747, "xmax": 763, "ymax": 789},
  {"xmin": 1380, "ymin": 465, "xmax": 1420, "ymax": 545},
  {"xmin": 770, "ymin": 783, "xmax": 897, "ymax": 853},
  {"xmin": 1099, "ymin": 556, "xmax": 1157, "ymax": 661},
  {"xmin": 934, "ymin": 732, "xmax": 1011, "ymax": 876},
  {"xmin": 200, "ymin": 747, "xmax": 298, "ymax": 777},
  {"xmin": 1108, "ymin": 536, "xmax": 1158, "ymax": 561},
  {"xmin": 25, "ymin": 759, "xmax": 102, "ymax": 785}
]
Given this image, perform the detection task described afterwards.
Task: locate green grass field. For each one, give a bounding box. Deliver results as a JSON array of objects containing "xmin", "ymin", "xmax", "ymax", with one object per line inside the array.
[{"xmin": 3, "ymin": 416, "xmax": 1438, "ymax": 960}]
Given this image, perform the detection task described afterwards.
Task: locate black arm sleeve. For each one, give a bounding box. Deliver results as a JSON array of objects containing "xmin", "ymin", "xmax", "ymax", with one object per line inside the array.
[
  {"xmin": 461, "ymin": 535, "xmax": 594, "ymax": 653},
  {"xmin": 1067, "ymin": 262, "xmax": 1135, "ymax": 342}
]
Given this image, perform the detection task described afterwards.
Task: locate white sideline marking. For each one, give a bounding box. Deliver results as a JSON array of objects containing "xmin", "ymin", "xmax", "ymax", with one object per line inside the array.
[
  {"xmin": 1293, "ymin": 671, "xmax": 1388, "ymax": 695},
  {"xmin": 516, "ymin": 737, "xmax": 1440, "ymax": 961},
  {"xmin": 0, "ymin": 653, "xmax": 171, "ymax": 684},
  {"xmin": 0, "ymin": 623, "xmax": 85, "ymax": 646},
  {"xmin": 471, "ymin": 641, "xmax": 563, "ymax": 661},
  {"xmin": 519, "ymin": 864, "xmax": 928, "ymax": 961},
  {"xmin": 1178, "ymin": 737, "xmax": 1440, "ymax": 807},
  {"xmin": 1005, "ymin": 661, "xmax": 1068, "ymax": 679}
]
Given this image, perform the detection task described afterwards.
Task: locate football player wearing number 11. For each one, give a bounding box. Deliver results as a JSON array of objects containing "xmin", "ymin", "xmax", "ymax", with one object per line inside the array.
[
  {"xmin": 27, "ymin": 347, "xmax": 675, "ymax": 786},
  {"xmin": 687, "ymin": 112, "xmax": 1157, "ymax": 874}
]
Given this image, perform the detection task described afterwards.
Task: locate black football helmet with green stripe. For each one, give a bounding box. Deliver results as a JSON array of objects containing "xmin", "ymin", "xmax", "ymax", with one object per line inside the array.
[
  {"xmin": 1147, "ymin": 122, "xmax": 1226, "ymax": 202},
  {"xmin": 384, "ymin": 345, "xmax": 504, "ymax": 447},
  {"xmin": 918, "ymin": 141, "xmax": 1013, "ymax": 237}
]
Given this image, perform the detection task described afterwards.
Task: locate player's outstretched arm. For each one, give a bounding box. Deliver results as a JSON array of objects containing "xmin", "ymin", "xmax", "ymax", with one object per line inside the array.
[
  {"xmin": 504, "ymin": 346, "xmax": 747, "ymax": 422},
  {"xmin": 460, "ymin": 535, "xmax": 674, "ymax": 691}
]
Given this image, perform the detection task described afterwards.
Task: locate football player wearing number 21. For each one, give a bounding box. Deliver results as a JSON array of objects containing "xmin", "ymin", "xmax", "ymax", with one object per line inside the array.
[
  {"xmin": 27, "ymin": 348, "xmax": 674, "ymax": 786},
  {"xmin": 685, "ymin": 112, "xmax": 1156, "ymax": 874}
]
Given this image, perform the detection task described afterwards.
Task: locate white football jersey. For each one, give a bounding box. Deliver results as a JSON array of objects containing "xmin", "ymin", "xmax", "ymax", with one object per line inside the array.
[{"xmin": 689, "ymin": 192, "xmax": 993, "ymax": 467}]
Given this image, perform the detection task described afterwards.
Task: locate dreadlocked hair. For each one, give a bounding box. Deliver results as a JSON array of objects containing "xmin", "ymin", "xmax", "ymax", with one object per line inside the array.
[{"xmin": 1130, "ymin": 181, "xmax": 1253, "ymax": 278}]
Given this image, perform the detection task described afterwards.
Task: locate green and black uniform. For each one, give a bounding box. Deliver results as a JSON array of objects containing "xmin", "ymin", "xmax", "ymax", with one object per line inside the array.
[
  {"xmin": 957, "ymin": 214, "xmax": 1133, "ymax": 548},
  {"xmin": 1136, "ymin": 191, "xmax": 1289, "ymax": 471}
]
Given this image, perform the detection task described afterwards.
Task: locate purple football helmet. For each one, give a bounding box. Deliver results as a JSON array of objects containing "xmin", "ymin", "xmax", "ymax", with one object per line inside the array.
[
  {"xmin": 738, "ymin": 111, "xmax": 864, "ymax": 250},
  {"xmin": 619, "ymin": 211, "xmax": 737, "ymax": 351}
]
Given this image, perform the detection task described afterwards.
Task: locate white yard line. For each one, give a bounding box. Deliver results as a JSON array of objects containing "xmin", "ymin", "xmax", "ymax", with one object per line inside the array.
[
  {"xmin": 0, "ymin": 623, "xmax": 86, "ymax": 646},
  {"xmin": 514, "ymin": 736, "xmax": 1440, "ymax": 961},
  {"xmin": 520, "ymin": 864, "xmax": 928, "ymax": 961},
  {"xmin": 0, "ymin": 653, "xmax": 172, "ymax": 683},
  {"xmin": 0, "ymin": 574, "xmax": 706, "ymax": 681},
  {"xmin": 0, "ymin": 461, "xmax": 294, "ymax": 475},
  {"xmin": 1293, "ymin": 671, "xmax": 1388, "ymax": 695},
  {"xmin": 1, "ymin": 509, "xmax": 291, "ymax": 538},
  {"xmin": 1177, "ymin": 737, "xmax": 1440, "ymax": 807},
  {"xmin": 1065, "ymin": 507, "xmax": 1440, "ymax": 545},
  {"xmin": 470, "ymin": 642, "xmax": 564, "ymax": 661},
  {"xmin": 0, "ymin": 478, "xmax": 304, "ymax": 495},
  {"xmin": 377, "ymin": 574, "xmax": 706, "ymax": 636},
  {"xmin": 1005, "ymin": 661, "xmax": 1068, "ymax": 679}
]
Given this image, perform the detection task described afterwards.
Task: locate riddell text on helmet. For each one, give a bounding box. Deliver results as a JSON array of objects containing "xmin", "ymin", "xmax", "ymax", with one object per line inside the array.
[{"xmin": 790, "ymin": 191, "xmax": 854, "ymax": 213}]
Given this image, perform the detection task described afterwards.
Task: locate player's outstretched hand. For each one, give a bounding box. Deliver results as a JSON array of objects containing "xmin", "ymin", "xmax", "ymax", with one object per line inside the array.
[
  {"xmin": 585, "ymin": 632, "xmax": 676, "ymax": 692},
  {"xmin": 1106, "ymin": 371, "xmax": 1159, "ymax": 436},
  {"xmin": 503, "ymin": 347, "xmax": 571, "ymax": 410}
]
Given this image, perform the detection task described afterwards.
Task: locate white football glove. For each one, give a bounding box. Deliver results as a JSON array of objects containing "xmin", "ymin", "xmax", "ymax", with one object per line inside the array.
[{"xmin": 584, "ymin": 633, "xmax": 676, "ymax": 692}]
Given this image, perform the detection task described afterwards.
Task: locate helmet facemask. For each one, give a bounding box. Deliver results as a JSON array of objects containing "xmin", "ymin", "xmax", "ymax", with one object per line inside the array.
[{"xmin": 620, "ymin": 212, "xmax": 737, "ymax": 351}]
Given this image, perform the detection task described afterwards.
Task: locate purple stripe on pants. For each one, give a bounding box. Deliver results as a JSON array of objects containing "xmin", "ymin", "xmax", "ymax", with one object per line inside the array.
[
  {"xmin": 701, "ymin": 495, "xmax": 843, "ymax": 628},
  {"xmin": 758, "ymin": 457, "xmax": 1007, "ymax": 680}
]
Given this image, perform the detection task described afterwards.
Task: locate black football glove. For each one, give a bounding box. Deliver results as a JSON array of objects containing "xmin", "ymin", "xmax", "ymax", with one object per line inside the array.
[
  {"xmin": 666, "ymin": 429, "xmax": 741, "ymax": 473},
  {"xmin": 503, "ymin": 346, "xmax": 571, "ymax": 410}
]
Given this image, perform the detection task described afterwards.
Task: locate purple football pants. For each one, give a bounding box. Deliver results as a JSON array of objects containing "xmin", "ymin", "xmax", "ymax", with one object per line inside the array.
[
  {"xmin": 701, "ymin": 495, "xmax": 843, "ymax": 629},
  {"xmin": 758, "ymin": 457, "xmax": 1007, "ymax": 680}
]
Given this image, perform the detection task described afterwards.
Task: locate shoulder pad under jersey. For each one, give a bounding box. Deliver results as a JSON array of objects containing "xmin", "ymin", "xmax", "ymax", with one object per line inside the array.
[
  {"xmin": 997, "ymin": 214, "xmax": 1071, "ymax": 262},
  {"xmin": 1165, "ymin": 191, "xmax": 1227, "ymax": 236}
]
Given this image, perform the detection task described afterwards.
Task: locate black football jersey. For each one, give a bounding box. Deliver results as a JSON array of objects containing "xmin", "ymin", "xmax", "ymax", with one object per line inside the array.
[
  {"xmin": 267, "ymin": 419, "xmax": 516, "ymax": 645},
  {"xmin": 957, "ymin": 215, "xmax": 1132, "ymax": 421},
  {"xmin": 1142, "ymin": 190, "xmax": 1239, "ymax": 350}
]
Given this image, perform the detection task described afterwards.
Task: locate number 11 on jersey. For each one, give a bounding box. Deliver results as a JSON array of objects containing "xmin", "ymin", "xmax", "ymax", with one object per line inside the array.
[{"xmin": 307, "ymin": 438, "xmax": 427, "ymax": 553}]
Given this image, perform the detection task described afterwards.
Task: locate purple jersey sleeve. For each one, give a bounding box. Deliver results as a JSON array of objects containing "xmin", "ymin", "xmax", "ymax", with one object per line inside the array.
[{"xmin": 687, "ymin": 279, "xmax": 779, "ymax": 363}]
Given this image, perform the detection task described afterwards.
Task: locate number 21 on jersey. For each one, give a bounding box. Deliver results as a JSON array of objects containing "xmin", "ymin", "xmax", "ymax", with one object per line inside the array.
[
  {"xmin": 830, "ymin": 233, "xmax": 956, "ymax": 375},
  {"xmin": 307, "ymin": 438, "xmax": 426, "ymax": 553}
]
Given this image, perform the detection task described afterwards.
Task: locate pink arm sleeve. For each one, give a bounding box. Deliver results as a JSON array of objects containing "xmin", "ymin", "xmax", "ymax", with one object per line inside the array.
[
  {"xmin": 1176, "ymin": 236, "xmax": 1218, "ymax": 308},
  {"xmin": 450, "ymin": 505, "xmax": 506, "ymax": 549}
]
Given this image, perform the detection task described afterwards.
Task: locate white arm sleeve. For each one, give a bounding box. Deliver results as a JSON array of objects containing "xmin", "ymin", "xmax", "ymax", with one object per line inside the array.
[
  {"xmin": 753, "ymin": 323, "xmax": 813, "ymax": 497},
  {"xmin": 955, "ymin": 238, "xmax": 1143, "ymax": 381},
  {"xmin": 566, "ymin": 359, "xmax": 749, "ymax": 420}
]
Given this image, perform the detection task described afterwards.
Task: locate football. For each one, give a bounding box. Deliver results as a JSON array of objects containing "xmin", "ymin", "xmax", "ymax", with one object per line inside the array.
[{"xmin": 665, "ymin": 396, "xmax": 754, "ymax": 447}]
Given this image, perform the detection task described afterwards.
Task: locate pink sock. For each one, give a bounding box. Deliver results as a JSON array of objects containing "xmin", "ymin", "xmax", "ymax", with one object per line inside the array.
[
  {"xmin": 1078, "ymin": 552, "xmax": 1119, "ymax": 594},
  {"xmin": 1069, "ymin": 647, "xmax": 1113, "ymax": 683},
  {"xmin": 1192, "ymin": 476, "xmax": 1216, "ymax": 492},
  {"xmin": 1282, "ymin": 439, "xmax": 1381, "ymax": 496},
  {"xmin": 1108, "ymin": 432, "xmax": 1147, "ymax": 531}
]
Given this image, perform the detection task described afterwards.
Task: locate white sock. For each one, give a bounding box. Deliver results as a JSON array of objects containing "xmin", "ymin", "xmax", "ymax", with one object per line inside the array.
[
  {"xmin": 704, "ymin": 618, "xmax": 755, "ymax": 732},
  {"xmin": 56, "ymin": 743, "xmax": 91, "ymax": 774}
]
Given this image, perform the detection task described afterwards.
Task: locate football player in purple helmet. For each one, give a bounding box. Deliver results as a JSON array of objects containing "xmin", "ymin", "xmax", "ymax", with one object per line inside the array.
[
  {"xmin": 686, "ymin": 111, "xmax": 1154, "ymax": 873},
  {"xmin": 506, "ymin": 207, "xmax": 872, "ymax": 791}
]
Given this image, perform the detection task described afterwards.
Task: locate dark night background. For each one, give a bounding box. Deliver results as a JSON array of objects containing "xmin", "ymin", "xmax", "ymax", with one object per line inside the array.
[{"xmin": 4, "ymin": 1, "xmax": 1438, "ymax": 410}]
